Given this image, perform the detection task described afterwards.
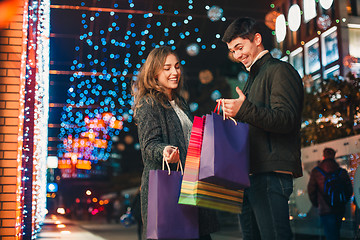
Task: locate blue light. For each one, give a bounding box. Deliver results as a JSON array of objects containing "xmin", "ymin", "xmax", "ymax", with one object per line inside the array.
[
  {"xmin": 110, "ymin": 11, "xmax": 114, "ymax": 16},
  {"xmin": 171, "ymin": 46, "xmax": 176, "ymax": 50},
  {"xmin": 128, "ymin": 14, "xmax": 133, "ymax": 19},
  {"xmin": 147, "ymin": 24, "xmax": 151, "ymax": 28},
  {"xmin": 160, "ymin": 10, "xmax": 164, "ymax": 14},
  {"xmin": 188, "ymin": 5, "xmax": 193, "ymax": 9},
  {"xmin": 94, "ymin": 45, "xmax": 98, "ymax": 50},
  {"xmin": 181, "ymin": 60, "xmax": 186, "ymax": 65},
  {"xmin": 174, "ymin": 10, "xmax": 179, "ymax": 14},
  {"xmin": 201, "ymin": 45, "xmax": 206, "ymax": 49},
  {"xmin": 184, "ymin": 19, "xmax": 189, "ymax": 24},
  {"xmin": 130, "ymin": 3, "xmax": 134, "ymax": 7},
  {"xmin": 158, "ymin": 5, "xmax": 163, "ymax": 10},
  {"xmin": 82, "ymin": 14, "xmax": 86, "ymax": 18},
  {"xmin": 188, "ymin": 16, "xmax": 192, "ymax": 20},
  {"xmin": 84, "ymin": 25, "xmax": 88, "ymax": 29},
  {"xmin": 194, "ymin": 28, "xmax": 199, "ymax": 32},
  {"xmin": 185, "ymin": 31, "xmax": 190, "ymax": 36},
  {"xmin": 172, "ymin": 22, "xmax": 177, "ymax": 27},
  {"xmin": 149, "ymin": 35, "xmax": 153, "ymax": 39},
  {"xmin": 100, "ymin": 30, "xmax": 104, "ymax": 34},
  {"xmin": 196, "ymin": 38, "xmax": 201, "ymax": 42},
  {"xmin": 130, "ymin": 23, "xmax": 135, "ymax": 27},
  {"xmin": 211, "ymin": 44, "xmax": 216, "ymax": 49},
  {"xmin": 156, "ymin": 22, "xmax": 161, "ymax": 26}
]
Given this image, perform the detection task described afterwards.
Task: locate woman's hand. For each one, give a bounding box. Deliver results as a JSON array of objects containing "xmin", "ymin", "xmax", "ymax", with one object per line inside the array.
[{"xmin": 163, "ymin": 146, "xmax": 180, "ymax": 163}]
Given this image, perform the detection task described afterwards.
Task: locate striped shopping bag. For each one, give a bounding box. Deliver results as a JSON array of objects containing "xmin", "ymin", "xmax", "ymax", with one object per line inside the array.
[{"xmin": 178, "ymin": 116, "xmax": 244, "ymax": 213}]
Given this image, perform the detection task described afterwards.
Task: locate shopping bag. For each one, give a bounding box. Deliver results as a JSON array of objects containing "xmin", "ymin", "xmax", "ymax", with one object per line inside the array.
[
  {"xmin": 178, "ymin": 116, "xmax": 244, "ymax": 213},
  {"xmin": 147, "ymin": 159, "xmax": 199, "ymax": 239},
  {"xmin": 199, "ymin": 106, "xmax": 250, "ymax": 189}
]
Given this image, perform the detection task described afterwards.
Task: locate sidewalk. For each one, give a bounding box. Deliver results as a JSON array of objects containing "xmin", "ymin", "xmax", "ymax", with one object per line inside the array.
[
  {"xmin": 37, "ymin": 215, "xmax": 107, "ymax": 240},
  {"xmin": 37, "ymin": 214, "xmax": 243, "ymax": 240}
]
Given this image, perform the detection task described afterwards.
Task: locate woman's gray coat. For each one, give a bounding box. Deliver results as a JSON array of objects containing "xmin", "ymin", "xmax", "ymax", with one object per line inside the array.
[{"xmin": 135, "ymin": 95, "xmax": 219, "ymax": 240}]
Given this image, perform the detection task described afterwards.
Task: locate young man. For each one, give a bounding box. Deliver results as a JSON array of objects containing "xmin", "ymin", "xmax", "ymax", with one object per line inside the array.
[
  {"xmin": 307, "ymin": 148, "xmax": 353, "ymax": 240},
  {"xmin": 221, "ymin": 17, "xmax": 304, "ymax": 239}
]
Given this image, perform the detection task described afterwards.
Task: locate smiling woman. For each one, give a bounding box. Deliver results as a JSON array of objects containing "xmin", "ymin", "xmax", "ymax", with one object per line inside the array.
[{"xmin": 132, "ymin": 46, "xmax": 219, "ymax": 239}]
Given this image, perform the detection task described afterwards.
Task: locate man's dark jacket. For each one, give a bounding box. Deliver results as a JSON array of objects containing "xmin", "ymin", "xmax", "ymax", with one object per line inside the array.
[
  {"xmin": 235, "ymin": 53, "xmax": 304, "ymax": 177},
  {"xmin": 307, "ymin": 158, "xmax": 353, "ymax": 215}
]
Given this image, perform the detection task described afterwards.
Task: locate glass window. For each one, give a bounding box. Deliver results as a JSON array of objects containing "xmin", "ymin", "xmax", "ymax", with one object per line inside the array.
[
  {"xmin": 321, "ymin": 26, "xmax": 339, "ymax": 66},
  {"xmin": 324, "ymin": 65, "xmax": 340, "ymax": 79},
  {"xmin": 290, "ymin": 47, "xmax": 304, "ymax": 78},
  {"xmin": 304, "ymin": 38, "xmax": 321, "ymax": 74}
]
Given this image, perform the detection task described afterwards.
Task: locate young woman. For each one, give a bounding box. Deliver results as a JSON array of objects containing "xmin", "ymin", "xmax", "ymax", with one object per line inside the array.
[{"xmin": 132, "ymin": 46, "xmax": 219, "ymax": 240}]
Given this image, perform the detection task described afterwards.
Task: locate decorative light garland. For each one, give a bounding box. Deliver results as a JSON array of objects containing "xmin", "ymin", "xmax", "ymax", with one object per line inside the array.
[{"xmin": 17, "ymin": 0, "xmax": 50, "ymax": 238}]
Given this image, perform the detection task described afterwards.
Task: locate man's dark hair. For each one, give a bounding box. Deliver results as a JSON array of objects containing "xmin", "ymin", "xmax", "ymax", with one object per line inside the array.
[
  {"xmin": 222, "ymin": 17, "xmax": 260, "ymax": 43},
  {"xmin": 323, "ymin": 148, "xmax": 336, "ymax": 159}
]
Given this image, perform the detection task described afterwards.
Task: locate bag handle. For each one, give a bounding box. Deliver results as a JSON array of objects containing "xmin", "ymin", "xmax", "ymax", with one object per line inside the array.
[
  {"xmin": 214, "ymin": 99, "xmax": 237, "ymax": 125},
  {"xmin": 162, "ymin": 149, "xmax": 184, "ymax": 176}
]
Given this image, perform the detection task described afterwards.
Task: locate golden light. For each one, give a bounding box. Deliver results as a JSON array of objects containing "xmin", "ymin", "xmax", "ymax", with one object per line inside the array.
[
  {"xmin": 92, "ymin": 198, "xmax": 98, "ymax": 203},
  {"xmin": 57, "ymin": 224, "xmax": 66, "ymax": 228},
  {"xmin": 57, "ymin": 208, "xmax": 66, "ymax": 215},
  {"xmin": 86, "ymin": 190, "xmax": 92, "ymax": 195}
]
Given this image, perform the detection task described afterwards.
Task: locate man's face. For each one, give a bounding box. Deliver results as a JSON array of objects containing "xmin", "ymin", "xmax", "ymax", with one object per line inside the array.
[{"xmin": 227, "ymin": 34, "xmax": 262, "ymax": 69}]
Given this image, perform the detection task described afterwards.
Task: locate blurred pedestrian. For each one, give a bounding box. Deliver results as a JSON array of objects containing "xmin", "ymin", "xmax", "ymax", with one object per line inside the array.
[{"xmin": 308, "ymin": 148, "xmax": 353, "ymax": 240}]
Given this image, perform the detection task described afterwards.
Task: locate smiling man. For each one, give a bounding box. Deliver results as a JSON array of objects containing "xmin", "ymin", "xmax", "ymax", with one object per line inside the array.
[{"xmin": 220, "ymin": 17, "xmax": 304, "ymax": 240}]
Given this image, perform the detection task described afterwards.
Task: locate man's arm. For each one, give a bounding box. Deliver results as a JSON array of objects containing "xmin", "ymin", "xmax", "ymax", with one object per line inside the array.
[{"xmin": 223, "ymin": 64, "xmax": 303, "ymax": 134}]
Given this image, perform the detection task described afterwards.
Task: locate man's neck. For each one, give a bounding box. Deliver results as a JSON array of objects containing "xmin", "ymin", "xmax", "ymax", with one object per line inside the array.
[{"xmin": 246, "ymin": 49, "xmax": 268, "ymax": 72}]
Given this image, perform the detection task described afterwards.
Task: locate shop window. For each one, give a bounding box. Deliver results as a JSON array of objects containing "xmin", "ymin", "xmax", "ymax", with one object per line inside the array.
[
  {"xmin": 304, "ymin": 37, "xmax": 321, "ymax": 74},
  {"xmin": 290, "ymin": 47, "xmax": 304, "ymax": 78},
  {"xmin": 321, "ymin": 26, "xmax": 339, "ymax": 66}
]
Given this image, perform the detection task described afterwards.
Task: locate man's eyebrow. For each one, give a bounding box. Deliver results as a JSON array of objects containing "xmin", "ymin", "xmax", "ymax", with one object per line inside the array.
[{"xmin": 229, "ymin": 43, "xmax": 242, "ymax": 51}]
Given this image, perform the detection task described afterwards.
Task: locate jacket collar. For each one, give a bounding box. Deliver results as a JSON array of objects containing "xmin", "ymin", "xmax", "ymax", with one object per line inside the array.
[
  {"xmin": 249, "ymin": 52, "xmax": 272, "ymax": 76},
  {"xmin": 246, "ymin": 50, "xmax": 269, "ymax": 72}
]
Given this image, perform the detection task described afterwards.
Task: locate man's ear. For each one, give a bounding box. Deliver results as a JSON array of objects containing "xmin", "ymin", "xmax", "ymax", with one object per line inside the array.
[{"xmin": 254, "ymin": 33, "xmax": 262, "ymax": 47}]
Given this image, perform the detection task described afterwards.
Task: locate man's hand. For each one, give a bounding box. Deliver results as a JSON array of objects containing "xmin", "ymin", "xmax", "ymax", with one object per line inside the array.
[{"xmin": 219, "ymin": 87, "xmax": 246, "ymax": 118}]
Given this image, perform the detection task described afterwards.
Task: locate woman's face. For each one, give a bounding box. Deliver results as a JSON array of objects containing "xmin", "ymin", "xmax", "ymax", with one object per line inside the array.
[{"xmin": 156, "ymin": 54, "xmax": 181, "ymax": 98}]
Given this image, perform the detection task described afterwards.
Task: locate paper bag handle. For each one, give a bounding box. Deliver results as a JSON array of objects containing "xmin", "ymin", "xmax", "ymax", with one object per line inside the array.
[
  {"xmin": 162, "ymin": 153, "xmax": 184, "ymax": 176},
  {"xmin": 214, "ymin": 99, "xmax": 237, "ymax": 125}
]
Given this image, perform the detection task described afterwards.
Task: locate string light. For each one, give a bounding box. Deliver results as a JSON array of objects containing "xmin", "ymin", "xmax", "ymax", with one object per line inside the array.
[{"xmin": 16, "ymin": 0, "xmax": 49, "ymax": 238}]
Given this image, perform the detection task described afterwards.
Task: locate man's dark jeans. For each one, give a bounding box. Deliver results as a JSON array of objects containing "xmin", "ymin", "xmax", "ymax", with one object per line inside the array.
[
  {"xmin": 320, "ymin": 213, "xmax": 343, "ymax": 240},
  {"xmin": 239, "ymin": 172, "xmax": 294, "ymax": 240}
]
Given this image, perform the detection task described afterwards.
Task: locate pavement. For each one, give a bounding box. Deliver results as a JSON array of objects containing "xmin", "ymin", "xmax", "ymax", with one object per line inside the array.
[{"xmin": 37, "ymin": 214, "xmax": 243, "ymax": 240}]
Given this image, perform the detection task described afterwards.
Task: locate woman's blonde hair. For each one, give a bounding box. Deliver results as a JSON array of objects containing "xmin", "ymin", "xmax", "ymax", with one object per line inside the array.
[{"xmin": 132, "ymin": 46, "xmax": 185, "ymax": 116}]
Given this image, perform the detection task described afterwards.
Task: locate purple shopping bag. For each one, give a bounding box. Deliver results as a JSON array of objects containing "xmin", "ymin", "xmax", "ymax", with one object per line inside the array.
[
  {"xmin": 147, "ymin": 166, "xmax": 199, "ymax": 239},
  {"xmin": 199, "ymin": 111, "xmax": 250, "ymax": 190}
]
